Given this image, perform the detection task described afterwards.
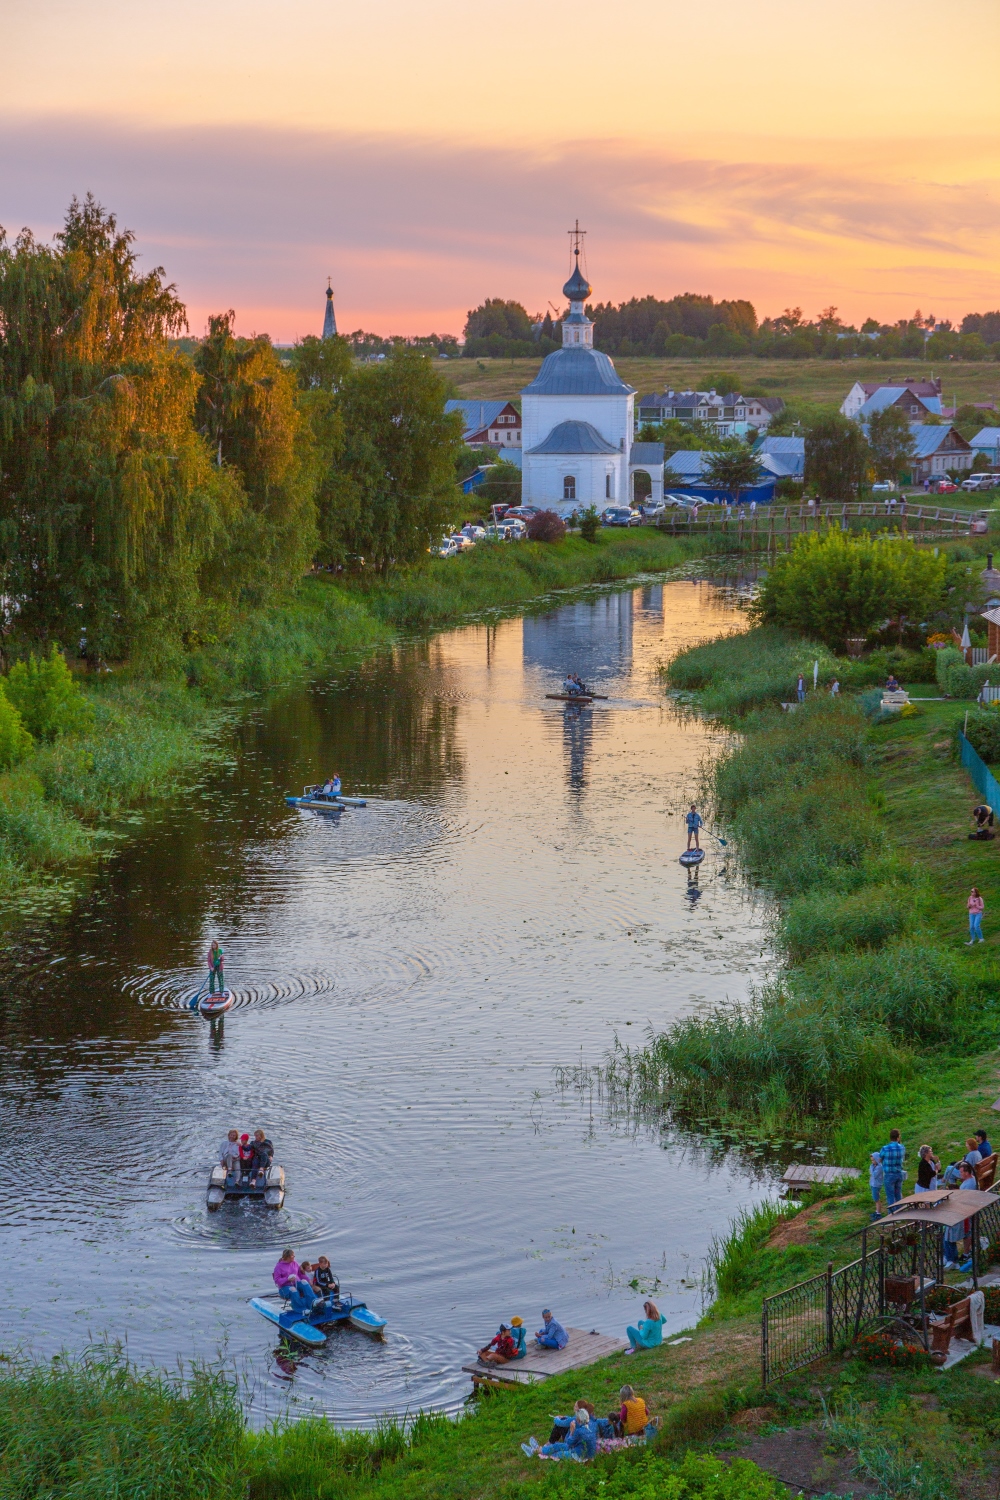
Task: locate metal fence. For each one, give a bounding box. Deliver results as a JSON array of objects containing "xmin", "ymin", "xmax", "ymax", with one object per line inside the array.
[
  {"xmin": 959, "ymin": 731, "xmax": 1000, "ymax": 807},
  {"xmin": 763, "ymin": 1196, "xmax": 1000, "ymax": 1386}
]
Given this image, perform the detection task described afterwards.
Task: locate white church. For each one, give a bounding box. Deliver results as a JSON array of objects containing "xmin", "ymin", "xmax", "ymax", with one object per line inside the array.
[{"xmin": 521, "ymin": 246, "xmax": 664, "ymax": 513}]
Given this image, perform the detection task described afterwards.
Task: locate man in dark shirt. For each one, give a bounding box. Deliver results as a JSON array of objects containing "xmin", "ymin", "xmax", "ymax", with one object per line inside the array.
[
  {"xmin": 976, "ymin": 1129, "xmax": 994, "ymax": 1160},
  {"xmin": 250, "ymin": 1129, "xmax": 274, "ymax": 1186}
]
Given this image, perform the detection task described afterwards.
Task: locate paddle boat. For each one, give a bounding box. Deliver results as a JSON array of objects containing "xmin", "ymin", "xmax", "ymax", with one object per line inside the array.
[
  {"xmin": 250, "ymin": 1290, "xmax": 387, "ymax": 1348},
  {"xmin": 546, "ymin": 692, "xmax": 595, "ymax": 703},
  {"xmin": 679, "ymin": 848, "xmax": 705, "ymax": 867},
  {"xmin": 207, "ymin": 1161, "xmax": 285, "ymax": 1211},
  {"xmin": 284, "ymin": 783, "xmax": 367, "ymax": 811}
]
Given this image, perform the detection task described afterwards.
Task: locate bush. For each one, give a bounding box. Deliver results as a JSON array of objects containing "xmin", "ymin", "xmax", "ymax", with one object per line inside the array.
[
  {"xmin": 522, "ymin": 1450, "xmax": 784, "ymax": 1498},
  {"xmin": 656, "ymin": 1393, "xmax": 730, "ymax": 1452},
  {"xmin": 0, "ymin": 684, "xmax": 33, "ymax": 770},
  {"xmin": 963, "ymin": 706, "xmax": 1000, "ymax": 762},
  {"xmin": 5, "ymin": 646, "xmax": 94, "ymax": 740},
  {"xmin": 666, "ymin": 627, "xmax": 837, "ymax": 718},
  {"xmin": 526, "ymin": 509, "xmax": 567, "ymax": 542},
  {"xmin": 781, "ymin": 884, "xmax": 909, "ymax": 961},
  {"xmin": 579, "ymin": 505, "xmax": 600, "ymax": 543},
  {"xmin": 935, "ymin": 646, "xmax": 995, "ymax": 701}
]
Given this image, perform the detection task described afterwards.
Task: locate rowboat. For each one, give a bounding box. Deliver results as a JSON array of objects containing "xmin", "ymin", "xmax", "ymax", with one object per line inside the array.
[
  {"xmin": 250, "ymin": 1291, "xmax": 387, "ymax": 1348},
  {"xmin": 207, "ymin": 1162, "xmax": 285, "ymax": 1211},
  {"xmin": 285, "ymin": 784, "xmax": 367, "ymax": 811}
]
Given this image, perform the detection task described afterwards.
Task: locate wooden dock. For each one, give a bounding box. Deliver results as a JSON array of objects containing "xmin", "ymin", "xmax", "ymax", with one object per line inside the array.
[
  {"xmin": 782, "ymin": 1162, "xmax": 861, "ymax": 1191},
  {"xmin": 462, "ymin": 1327, "xmax": 628, "ymax": 1386}
]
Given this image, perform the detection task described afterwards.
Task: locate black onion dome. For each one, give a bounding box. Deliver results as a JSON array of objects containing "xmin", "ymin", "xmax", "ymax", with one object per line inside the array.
[{"xmin": 562, "ymin": 253, "xmax": 591, "ymax": 302}]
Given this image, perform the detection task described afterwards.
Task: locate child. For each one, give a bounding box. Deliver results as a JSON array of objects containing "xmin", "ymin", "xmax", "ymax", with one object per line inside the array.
[
  {"xmin": 313, "ymin": 1256, "xmax": 339, "ymax": 1298},
  {"xmin": 869, "ymin": 1152, "xmax": 884, "ymax": 1220},
  {"xmin": 238, "ymin": 1133, "xmax": 254, "ymax": 1178}
]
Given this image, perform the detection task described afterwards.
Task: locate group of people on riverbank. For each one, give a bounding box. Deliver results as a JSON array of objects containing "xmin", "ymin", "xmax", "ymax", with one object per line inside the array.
[
  {"xmin": 868, "ymin": 1127, "xmax": 995, "ymax": 1266},
  {"xmin": 520, "ymin": 1385, "xmax": 658, "ymax": 1462},
  {"xmin": 219, "ymin": 1128, "xmax": 273, "ymax": 1187}
]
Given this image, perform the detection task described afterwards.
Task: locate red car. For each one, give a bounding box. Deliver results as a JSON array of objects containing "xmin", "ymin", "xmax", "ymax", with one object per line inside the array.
[{"xmin": 925, "ymin": 478, "xmax": 957, "ymax": 494}]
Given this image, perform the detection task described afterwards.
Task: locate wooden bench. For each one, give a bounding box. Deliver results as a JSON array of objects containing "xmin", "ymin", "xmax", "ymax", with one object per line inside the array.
[
  {"xmin": 880, "ymin": 690, "xmax": 910, "ymax": 711},
  {"xmin": 929, "ymin": 1296, "xmax": 974, "ymax": 1358},
  {"xmin": 975, "ymin": 1153, "xmax": 998, "ymax": 1191}
]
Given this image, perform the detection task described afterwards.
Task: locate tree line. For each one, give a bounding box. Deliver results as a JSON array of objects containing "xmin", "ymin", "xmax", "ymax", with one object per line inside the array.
[
  {"xmin": 458, "ymin": 296, "xmax": 1000, "ymax": 362},
  {"xmin": 0, "ymin": 198, "xmax": 466, "ymax": 666}
]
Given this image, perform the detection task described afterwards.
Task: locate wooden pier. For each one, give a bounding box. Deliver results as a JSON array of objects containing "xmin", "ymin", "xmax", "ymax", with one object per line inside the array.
[
  {"xmin": 462, "ymin": 1326, "xmax": 628, "ymax": 1386},
  {"xmin": 781, "ymin": 1162, "xmax": 861, "ymax": 1191}
]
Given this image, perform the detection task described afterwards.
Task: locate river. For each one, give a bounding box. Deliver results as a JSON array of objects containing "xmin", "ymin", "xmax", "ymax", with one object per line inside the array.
[{"xmin": 0, "ymin": 576, "xmax": 778, "ymax": 1426}]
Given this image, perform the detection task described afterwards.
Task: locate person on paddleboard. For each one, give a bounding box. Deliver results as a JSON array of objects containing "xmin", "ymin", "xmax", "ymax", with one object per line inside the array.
[
  {"xmin": 685, "ymin": 804, "xmax": 703, "ymax": 851},
  {"xmin": 207, "ymin": 940, "xmax": 225, "ymax": 994}
]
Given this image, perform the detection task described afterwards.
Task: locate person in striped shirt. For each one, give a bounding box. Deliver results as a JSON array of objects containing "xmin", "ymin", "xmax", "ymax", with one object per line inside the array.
[{"xmin": 879, "ymin": 1129, "xmax": 905, "ymax": 1207}]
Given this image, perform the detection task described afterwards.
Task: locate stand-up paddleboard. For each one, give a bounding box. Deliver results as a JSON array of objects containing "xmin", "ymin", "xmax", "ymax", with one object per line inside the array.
[
  {"xmin": 199, "ymin": 990, "xmax": 233, "ymax": 1016},
  {"xmin": 250, "ymin": 1297, "xmax": 327, "ymax": 1346},
  {"xmin": 679, "ymin": 849, "xmax": 705, "ymax": 867}
]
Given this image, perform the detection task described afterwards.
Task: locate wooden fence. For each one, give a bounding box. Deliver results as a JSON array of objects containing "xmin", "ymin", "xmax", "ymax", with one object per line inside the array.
[{"xmin": 660, "ymin": 502, "xmax": 986, "ymax": 548}]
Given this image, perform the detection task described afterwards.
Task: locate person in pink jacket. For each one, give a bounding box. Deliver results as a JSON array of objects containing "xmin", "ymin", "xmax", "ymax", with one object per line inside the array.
[
  {"xmin": 273, "ymin": 1248, "xmax": 320, "ymax": 1317},
  {"xmin": 967, "ymin": 888, "xmax": 985, "ymax": 944}
]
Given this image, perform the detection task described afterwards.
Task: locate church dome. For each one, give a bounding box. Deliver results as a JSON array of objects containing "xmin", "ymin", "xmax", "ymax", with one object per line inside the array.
[
  {"xmin": 521, "ymin": 347, "xmax": 634, "ymax": 397},
  {"xmin": 562, "ymin": 253, "xmax": 591, "ymax": 303}
]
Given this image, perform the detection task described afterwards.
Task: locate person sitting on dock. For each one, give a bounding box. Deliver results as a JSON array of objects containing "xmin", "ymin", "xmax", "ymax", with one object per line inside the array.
[
  {"xmin": 478, "ymin": 1324, "xmax": 518, "ymax": 1365},
  {"xmin": 534, "ymin": 1309, "xmax": 569, "ymax": 1350},
  {"xmin": 685, "ymin": 805, "xmax": 703, "ymax": 852},
  {"xmin": 624, "ymin": 1300, "xmax": 665, "ymax": 1353},
  {"xmin": 250, "ymin": 1129, "xmax": 274, "ymax": 1187},
  {"xmin": 219, "ymin": 1129, "xmax": 241, "ymax": 1183},
  {"xmin": 207, "ymin": 940, "xmax": 225, "ymax": 995}
]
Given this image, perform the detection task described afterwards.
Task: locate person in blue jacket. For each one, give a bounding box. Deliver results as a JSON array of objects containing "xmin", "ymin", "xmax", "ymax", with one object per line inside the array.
[
  {"xmin": 624, "ymin": 1299, "xmax": 665, "ymax": 1353},
  {"xmin": 522, "ymin": 1404, "xmax": 596, "ymax": 1461},
  {"xmin": 534, "ymin": 1309, "xmax": 569, "ymax": 1350}
]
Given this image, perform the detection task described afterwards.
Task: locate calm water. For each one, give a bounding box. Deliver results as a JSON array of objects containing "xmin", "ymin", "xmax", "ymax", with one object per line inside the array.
[{"xmin": 0, "ymin": 578, "xmax": 777, "ymax": 1425}]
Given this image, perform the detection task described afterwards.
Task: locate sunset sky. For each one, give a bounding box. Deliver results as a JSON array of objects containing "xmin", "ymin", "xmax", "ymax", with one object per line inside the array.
[{"xmin": 3, "ymin": 0, "xmax": 999, "ymax": 340}]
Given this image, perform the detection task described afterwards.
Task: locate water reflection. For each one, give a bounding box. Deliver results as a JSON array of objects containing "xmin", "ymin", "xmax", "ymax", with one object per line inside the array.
[{"xmin": 0, "ymin": 578, "xmax": 776, "ymax": 1427}]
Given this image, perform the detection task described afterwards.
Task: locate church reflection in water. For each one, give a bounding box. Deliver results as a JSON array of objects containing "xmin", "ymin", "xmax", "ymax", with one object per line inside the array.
[{"xmin": 523, "ymin": 584, "xmax": 665, "ymax": 794}]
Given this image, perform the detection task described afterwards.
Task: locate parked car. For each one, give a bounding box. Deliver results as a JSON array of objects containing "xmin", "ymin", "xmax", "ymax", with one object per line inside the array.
[
  {"xmin": 484, "ymin": 519, "xmax": 526, "ymax": 540},
  {"xmin": 601, "ymin": 506, "xmax": 642, "ymax": 527},
  {"xmin": 433, "ymin": 538, "xmax": 460, "ymax": 558},
  {"xmin": 962, "ymin": 474, "xmax": 999, "ymax": 492},
  {"xmin": 871, "ymin": 481, "xmax": 894, "ymax": 494},
  {"xmin": 639, "ymin": 499, "xmax": 665, "ymax": 519},
  {"xmin": 925, "ymin": 478, "xmax": 957, "ymax": 494},
  {"xmin": 500, "ymin": 506, "xmax": 540, "ymax": 522},
  {"xmin": 460, "ymin": 524, "xmax": 487, "ymax": 540}
]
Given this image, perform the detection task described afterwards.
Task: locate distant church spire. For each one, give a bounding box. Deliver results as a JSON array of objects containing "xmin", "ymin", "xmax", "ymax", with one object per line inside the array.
[
  {"xmin": 562, "ymin": 221, "xmax": 593, "ymax": 349},
  {"xmin": 322, "ymin": 278, "xmax": 338, "ymax": 339}
]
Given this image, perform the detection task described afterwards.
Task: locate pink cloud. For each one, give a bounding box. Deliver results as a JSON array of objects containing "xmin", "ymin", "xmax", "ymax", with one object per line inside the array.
[{"xmin": 1, "ymin": 115, "xmax": 997, "ymax": 339}]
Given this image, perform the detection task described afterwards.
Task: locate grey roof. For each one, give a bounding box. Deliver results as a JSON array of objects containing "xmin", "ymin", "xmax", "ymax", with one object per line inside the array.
[
  {"xmin": 754, "ymin": 435, "xmax": 804, "ymax": 454},
  {"xmin": 444, "ymin": 399, "xmax": 511, "ymax": 434},
  {"xmin": 972, "ymin": 428, "xmax": 1000, "ymax": 448},
  {"xmin": 521, "ymin": 347, "xmax": 634, "ymax": 397},
  {"xmin": 909, "ymin": 422, "xmax": 970, "ymax": 457},
  {"xmin": 526, "ymin": 420, "xmax": 619, "ymax": 456},
  {"xmin": 753, "ymin": 435, "xmax": 804, "ymax": 478},
  {"xmin": 629, "ymin": 442, "xmax": 665, "ymax": 465},
  {"xmin": 666, "ymin": 450, "xmax": 711, "ymax": 477}
]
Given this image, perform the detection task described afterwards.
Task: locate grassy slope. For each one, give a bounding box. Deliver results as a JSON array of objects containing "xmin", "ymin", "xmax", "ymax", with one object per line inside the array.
[
  {"xmin": 447, "ymin": 356, "xmax": 1000, "ymax": 415},
  {"xmin": 0, "ymin": 530, "xmax": 716, "ymax": 931}
]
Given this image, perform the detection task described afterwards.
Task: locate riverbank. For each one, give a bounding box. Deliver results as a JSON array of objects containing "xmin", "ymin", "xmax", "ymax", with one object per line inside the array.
[{"xmin": 0, "ymin": 530, "xmax": 720, "ymax": 933}]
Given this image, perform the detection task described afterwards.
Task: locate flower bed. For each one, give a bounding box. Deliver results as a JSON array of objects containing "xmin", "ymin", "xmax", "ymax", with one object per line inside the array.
[{"xmin": 856, "ymin": 1332, "xmax": 930, "ymax": 1369}]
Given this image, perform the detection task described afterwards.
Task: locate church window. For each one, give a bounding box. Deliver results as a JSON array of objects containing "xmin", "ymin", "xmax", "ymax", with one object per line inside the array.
[
  {"xmin": 563, "ymin": 476, "xmax": 576, "ymax": 500},
  {"xmin": 605, "ymin": 474, "xmax": 612, "ymax": 499}
]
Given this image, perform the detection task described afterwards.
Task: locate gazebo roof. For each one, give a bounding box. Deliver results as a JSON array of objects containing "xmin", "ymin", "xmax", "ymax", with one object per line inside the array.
[{"xmin": 867, "ymin": 1188, "xmax": 999, "ymax": 1230}]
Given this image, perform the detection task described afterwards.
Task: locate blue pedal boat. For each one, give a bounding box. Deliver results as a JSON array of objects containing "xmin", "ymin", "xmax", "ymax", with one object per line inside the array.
[
  {"xmin": 285, "ymin": 784, "xmax": 367, "ymax": 812},
  {"xmin": 251, "ymin": 1292, "xmax": 387, "ymax": 1348}
]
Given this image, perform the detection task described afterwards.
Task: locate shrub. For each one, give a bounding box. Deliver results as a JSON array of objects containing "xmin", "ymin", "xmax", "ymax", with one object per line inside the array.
[
  {"xmin": 963, "ymin": 706, "xmax": 1000, "ymax": 763},
  {"xmin": 526, "ymin": 509, "xmax": 567, "ymax": 543},
  {"xmin": 5, "ymin": 646, "xmax": 94, "ymax": 740},
  {"xmin": 935, "ymin": 646, "xmax": 994, "ymax": 701},
  {"xmin": 855, "ymin": 1332, "xmax": 930, "ymax": 1369},
  {"xmin": 656, "ymin": 1392, "xmax": 730, "ymax": 1451},
  {"xmin": 522, "ymin": 1450, "xmax": 783, "ymax": 1498},
  {"xmin": 0, "ymin": 683, "xmax": 33, "ymax": 770},
  {"xmin": 579, "ymin": 505, "xmax": 600, "ymax": 543},
  {"xmin": 781, "ymin": 884, "xmax": 909, "ymax": 961}
]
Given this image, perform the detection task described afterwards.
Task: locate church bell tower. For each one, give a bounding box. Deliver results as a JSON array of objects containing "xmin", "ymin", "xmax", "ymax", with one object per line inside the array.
[{"xmin": 322, "ymin": 278, "xmax": 338, "ymax": 339}]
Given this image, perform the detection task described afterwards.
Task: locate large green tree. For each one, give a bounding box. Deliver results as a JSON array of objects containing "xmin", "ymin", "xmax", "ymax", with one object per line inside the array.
[
  {"xmin": 867, "ymin": 406, "xmax": 916, "ymax": 483},
  {"xmin": 804, "ymin": 415, "xmax": 871, "ymax": 500},
  {"xmin": 701, "ymin": 446, "xmax": 765, "ymax": 504},
  {"xmin": 0, "ymin": 196, "xmax": 240, "ymax": 661},
  {"xmin": 315, "ymin": 350, "xmax": 464, "ymax": 573},
  {"xmin": 751, "ymin": 529, "xmax": 947, "ymax": 649},
  {"xmin": 194, "ymin": 313, "xmax": 316, "ymax": 601}
]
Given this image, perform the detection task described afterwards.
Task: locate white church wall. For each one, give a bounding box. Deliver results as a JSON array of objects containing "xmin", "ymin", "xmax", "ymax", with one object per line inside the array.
[
  {"xmin": 523, "ymin": 453, "xmax": 627, "ymax": 508},
  {"xmin": 521, "ymin": 394, "xmax": 634, "ymax": 455}
]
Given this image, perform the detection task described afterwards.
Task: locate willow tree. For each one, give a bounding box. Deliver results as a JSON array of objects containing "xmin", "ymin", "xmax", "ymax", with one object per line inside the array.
[
  {"xmin": 0, "ymin": 196, "xmax": 241, "ymax": 662},
  {"xmin": 194, "ymin": 313, "xmax": 316, "ymax": 601}
]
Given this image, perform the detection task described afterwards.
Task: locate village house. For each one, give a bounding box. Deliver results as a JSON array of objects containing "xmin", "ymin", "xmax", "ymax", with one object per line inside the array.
[
  {"xmin": 841, "ymin": 378, "xmax": 943, "ymax": 419},
  {"xmin": 444, "ymin": 399, "xmax": 522, "ymax": 449},
  {"xmin": 635, "ymin": 390, "xmax": 784, "ymax": 438},
  {"xmin": 972, "ymin": 428, "xmax": 1000, "ymax": 467},
  {"xmin": 905, "ymin": 423, "xmax": 975, "ymax": 480}
]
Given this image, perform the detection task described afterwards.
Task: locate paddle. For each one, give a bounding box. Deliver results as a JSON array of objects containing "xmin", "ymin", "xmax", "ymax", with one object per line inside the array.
[{"xmin": 187, "ymin": 976, "xmax": 210, "ymax": 1010}]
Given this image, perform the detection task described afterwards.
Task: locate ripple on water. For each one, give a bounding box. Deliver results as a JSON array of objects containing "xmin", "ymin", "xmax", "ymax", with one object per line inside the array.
[
  {"xmin": 123, "ymin": 968, "xmax": 338, "ymax": 1013},
  {"xmin": 170, "ymin": 1202, "xmax": 338, "ymax": 1251}
]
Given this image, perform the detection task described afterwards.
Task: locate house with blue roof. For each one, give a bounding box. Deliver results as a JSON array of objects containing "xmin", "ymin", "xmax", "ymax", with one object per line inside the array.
[
  {"xmin": 854, "ymin": 386, "xmax": 943, "ymax": 422},
  {"xmin": 664, "ymin": 451, "xmax": 776, "ymax": 504},
  {"xmin": 444, "ymin": 399, "xmax": 521, "ymax": 450},
  {"xmin": 841, "ymin": 378, "xmax": 943, "ymax": 420},
  {"xmin": 752, "ymin": 434, "xmax": 805, "ymax": 479},
  {"xmin": 972, "ymin": 428, "xmax": 1000, "ymax": 466},
  {"xmin": 904, "ymin": 423, "xmax": 974, "ymax": 481}
]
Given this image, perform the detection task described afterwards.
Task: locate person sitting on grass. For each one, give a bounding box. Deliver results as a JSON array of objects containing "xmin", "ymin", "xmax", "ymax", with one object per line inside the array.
[
  {"xmin": 616, "ymin": 1385, "xmax": 650, "ymax": 1437},
  {"xmin": 624, "ymin": 1300, "xmax": 665, "ymax": 1353},
  {"xmin": 534, "ymin": 1309, "xmax": 569, "ymax": 1350},
  {"xmin": 478, "ymin": 1324, "xmax": 518, "ymax": 1365},
  {"xmin": 522, "ymin": 1404, "xmax": 596, "ymax": 1461},
  {"xmin": 546, "ymin": 1399, "xmax": 596, "ymax": 1443}
]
